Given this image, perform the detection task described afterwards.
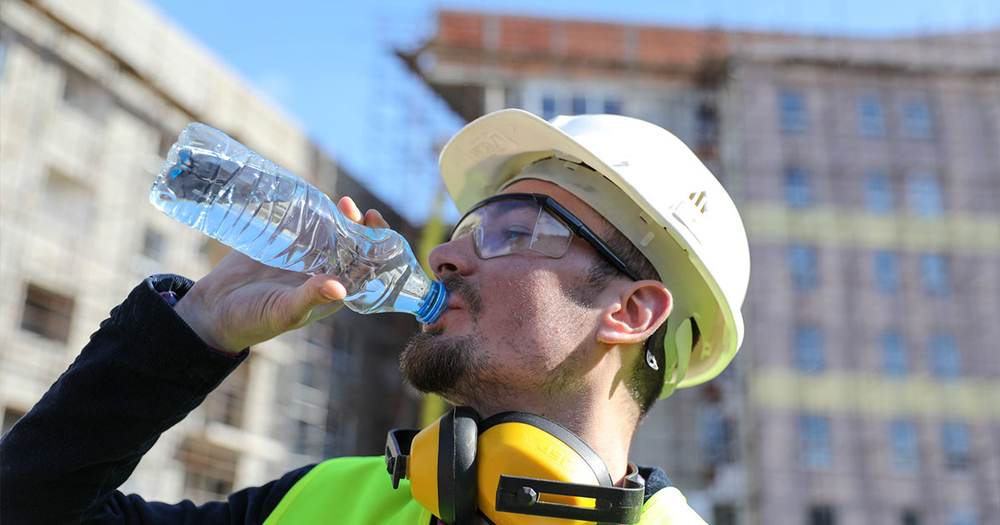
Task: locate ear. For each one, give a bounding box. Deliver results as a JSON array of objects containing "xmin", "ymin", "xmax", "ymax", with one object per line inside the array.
[{"xmin": 596, "ymin": 281, "xmax": 672, "ymax": 346}]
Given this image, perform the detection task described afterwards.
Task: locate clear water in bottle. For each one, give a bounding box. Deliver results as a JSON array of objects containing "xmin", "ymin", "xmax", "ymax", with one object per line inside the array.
[{"xmin": 149, "ymin": 123, "xmax": 447, "ymax": 324}]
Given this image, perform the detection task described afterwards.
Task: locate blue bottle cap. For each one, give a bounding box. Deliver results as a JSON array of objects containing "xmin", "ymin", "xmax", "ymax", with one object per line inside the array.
[{"xmin": 415, "ymin": 281, "xmax": 449, "ymax": 325}]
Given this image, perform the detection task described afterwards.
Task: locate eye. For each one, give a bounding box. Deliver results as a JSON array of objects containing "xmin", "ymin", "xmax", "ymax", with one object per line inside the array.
[
  {"xmin": 452, "ymin": 219, "xmax": 479, "ymax": 240},
  {"xmin": 502, "ymin": 226, "xmax": 532, "ymax": 240}
]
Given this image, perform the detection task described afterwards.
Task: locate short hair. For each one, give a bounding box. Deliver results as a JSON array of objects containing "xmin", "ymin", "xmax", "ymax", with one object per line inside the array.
[{"xmin": 581, "ymin": 226, "xmax": 666, "ymax": 419}]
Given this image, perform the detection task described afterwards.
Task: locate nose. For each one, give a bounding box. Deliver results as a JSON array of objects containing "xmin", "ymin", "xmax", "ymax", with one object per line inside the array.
[{"xmin": 428, "ymin": 234, "xmax": 478, "ymax": 278}]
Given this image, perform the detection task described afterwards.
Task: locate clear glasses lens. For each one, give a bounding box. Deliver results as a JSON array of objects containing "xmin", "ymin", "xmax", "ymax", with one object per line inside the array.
[
  {"xmin": 529, "ymin": 209, "xmax": 573, "ymax": 257},
  {"xmin": 453, "ymin": 199, "xmax": 573, "ymax": 260}
]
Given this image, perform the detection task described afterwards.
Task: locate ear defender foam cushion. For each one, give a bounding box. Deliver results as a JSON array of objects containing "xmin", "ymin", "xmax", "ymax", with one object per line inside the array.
[{"xmin": 439, "ymin": 407, "xmax": 480, "ymax": 525}]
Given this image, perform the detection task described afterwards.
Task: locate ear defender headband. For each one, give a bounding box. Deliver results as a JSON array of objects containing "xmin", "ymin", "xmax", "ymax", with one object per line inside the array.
[{"xmin": 385, "ymin": 408, "xmax": 645, "ymax": 525}]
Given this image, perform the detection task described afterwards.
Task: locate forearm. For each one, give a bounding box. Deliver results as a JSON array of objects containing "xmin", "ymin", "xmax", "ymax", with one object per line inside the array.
[{"xmin": 0, "ymin": 275, "xmax": 247, "ymax": 525}]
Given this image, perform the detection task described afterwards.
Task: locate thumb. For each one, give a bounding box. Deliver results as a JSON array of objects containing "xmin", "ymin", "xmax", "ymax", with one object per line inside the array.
[{"xmin": 284, "ymin": 275, "xmax": 347, "ymax": 325}]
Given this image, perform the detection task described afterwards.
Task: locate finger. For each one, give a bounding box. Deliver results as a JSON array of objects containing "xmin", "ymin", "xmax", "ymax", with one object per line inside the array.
[
  {"xmin": 300, "ymin": 300, "xmax": 344, "ymax": 326},
  {"xmin": 305, "ymin": 276, "xmax": 347, "ymax": 323},
  {"xmin": 337, "ymin": 196, "xmax": 364, "ymax": 223},
  {"xmin": 286, "ymin": 274, "xmax": 345, "ymax": 321},
  {"xmin": 314, "ymin": 274, "xmax": 348, "ymax": 302},
  {"xmin": 364, "ymin": 209, "xmax": 390, "ymax": 229}
]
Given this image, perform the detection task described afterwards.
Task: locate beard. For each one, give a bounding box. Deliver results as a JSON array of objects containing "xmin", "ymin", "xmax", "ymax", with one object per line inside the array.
[
  {"xmin": 399, "ymin": 274, "xmax": 488, "ymax": 400},
  {"xmin": 399, "ymin": 330, "xmax": 485, "ymax": 399}
]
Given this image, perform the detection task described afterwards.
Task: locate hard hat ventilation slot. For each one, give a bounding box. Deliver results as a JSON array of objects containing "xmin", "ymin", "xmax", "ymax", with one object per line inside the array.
[{"xmin": 688, "ymin": 191, "xmax": 708, "ymax": 214}]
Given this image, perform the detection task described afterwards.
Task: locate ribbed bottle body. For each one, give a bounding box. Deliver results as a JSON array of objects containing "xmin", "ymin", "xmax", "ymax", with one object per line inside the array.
[{"xmin": 150, "ymin": 123, "xmax": 446, "ymax": 323}]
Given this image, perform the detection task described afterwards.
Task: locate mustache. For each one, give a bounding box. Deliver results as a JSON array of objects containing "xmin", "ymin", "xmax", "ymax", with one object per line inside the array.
[{"xmin": 440, "ymin": 274, "xmax": 484, "ymax": 318}]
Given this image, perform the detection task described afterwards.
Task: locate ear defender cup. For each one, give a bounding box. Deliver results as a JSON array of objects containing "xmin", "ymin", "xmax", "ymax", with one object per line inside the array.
[
  {"xmin": 476, "ymin": 412, "xmax": 642, "ymax": 525},
  {"xmin": 386, "ymin": 409, "xmax": 643, "ymax": 525},
  {"xmin": 401, "ymin": 408, "xmax": 480, "ymax": 525}
]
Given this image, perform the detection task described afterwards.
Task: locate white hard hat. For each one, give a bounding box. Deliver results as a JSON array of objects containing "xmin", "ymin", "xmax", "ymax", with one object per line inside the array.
[{"xmin": 439, "ymin": 109, "xmax": 750, "ymax": 397}]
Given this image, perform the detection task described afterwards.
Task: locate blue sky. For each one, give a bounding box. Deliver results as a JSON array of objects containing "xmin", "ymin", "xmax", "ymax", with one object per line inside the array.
[{"xmin": 145, "ymin": 0, "xmax": 999, "ymax": 224}]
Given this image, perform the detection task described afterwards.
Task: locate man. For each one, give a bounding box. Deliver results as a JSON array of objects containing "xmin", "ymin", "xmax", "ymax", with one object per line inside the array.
[{"xmin": 0, "ymin": 109, "xmax": 749, "ymax": 524}]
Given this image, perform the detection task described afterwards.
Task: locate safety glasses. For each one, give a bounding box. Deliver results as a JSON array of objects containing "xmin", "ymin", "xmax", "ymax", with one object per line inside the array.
[{"xmin": 451, "ymin": 193, "xmax": 643, "ymax": 282}]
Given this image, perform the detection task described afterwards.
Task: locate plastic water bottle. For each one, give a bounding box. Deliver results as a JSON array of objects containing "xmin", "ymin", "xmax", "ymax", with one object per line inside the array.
[{"xmin": 149, "ymin": 123, "xmax": 448, "ymax": 324}]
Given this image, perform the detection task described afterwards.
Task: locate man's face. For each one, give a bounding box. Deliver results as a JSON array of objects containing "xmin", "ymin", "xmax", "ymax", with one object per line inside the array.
[{"xmin": 400, "ymin": 180, "xmax": 622, "ymax": 410}]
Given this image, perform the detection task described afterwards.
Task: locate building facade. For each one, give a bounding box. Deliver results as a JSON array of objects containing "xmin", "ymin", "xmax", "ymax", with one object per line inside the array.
[
  {"xmin": 0, "ymin": 0, "xmax": 421, "ymax": 505},
  {"xmin": 401, "ymin": 11, "xmax": 1000, "ymax": 525}
]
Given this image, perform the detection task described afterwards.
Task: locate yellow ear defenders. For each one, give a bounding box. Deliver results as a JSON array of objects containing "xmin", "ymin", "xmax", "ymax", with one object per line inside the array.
[{"xmin": 385, "ymin": 408, "xmax": 645, "ymax": 525}]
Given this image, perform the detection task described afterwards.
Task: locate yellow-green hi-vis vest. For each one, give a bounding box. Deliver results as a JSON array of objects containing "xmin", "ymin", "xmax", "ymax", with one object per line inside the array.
[{"xmin": 262, "ymin": 457, "xmax": 708, "ymax": 524}]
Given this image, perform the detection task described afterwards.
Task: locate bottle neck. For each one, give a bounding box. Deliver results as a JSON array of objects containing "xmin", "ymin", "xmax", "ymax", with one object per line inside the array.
[{"xmin": 414, "ymin": 280, "xmax": 448, "ymax": 324}]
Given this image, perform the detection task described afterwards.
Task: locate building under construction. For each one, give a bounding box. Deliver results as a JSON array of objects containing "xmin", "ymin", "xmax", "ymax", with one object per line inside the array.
[
  {"xmin": 0, "ymin": 0, "xmax": 423, "ymax": 505},
  {"xmin": 399, "ymin": 11, "xmax": 1000, "ymax": 525}
]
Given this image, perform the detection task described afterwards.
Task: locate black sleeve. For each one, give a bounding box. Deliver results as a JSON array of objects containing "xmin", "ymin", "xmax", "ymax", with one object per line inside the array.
[
  {"xmin": 86, "ymin": 463, "xmax": 315, "ymax": 525},
  {"xmin": 0, "ymin": 275, "xmax": 302, "ymax": 525}
]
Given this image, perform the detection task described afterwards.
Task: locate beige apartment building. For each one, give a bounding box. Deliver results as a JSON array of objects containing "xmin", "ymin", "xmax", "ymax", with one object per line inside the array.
[
  {"xmin": 0, "ymin": 0, "xmax": 421, "ymax": 505},
  {"xmin": 400, "ymin": 11, "xmax": 1000, "ymax": 525}
]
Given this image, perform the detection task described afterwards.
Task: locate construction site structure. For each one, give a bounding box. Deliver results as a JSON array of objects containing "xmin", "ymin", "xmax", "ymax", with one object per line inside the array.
[
  {"xmin": 0, "ymin": 0, "xmax": 422, "ymax": 504},
  {"xmin": 398, "ymin": 11, "xmax": 1000, "ymax": 525}
]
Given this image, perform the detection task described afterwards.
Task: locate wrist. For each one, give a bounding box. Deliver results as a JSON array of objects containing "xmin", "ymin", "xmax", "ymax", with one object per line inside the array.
[{"xmin": 172, "ymin": 293, "xmax": 241, "ymax": 356}]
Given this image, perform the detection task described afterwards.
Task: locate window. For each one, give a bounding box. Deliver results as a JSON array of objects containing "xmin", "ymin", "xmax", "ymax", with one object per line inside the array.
[
  {"xmin": 889, "ymin": 421, "xmax": 919, "ymax": 474},
  {"xmin": 505, "ymin": 88, "xmax": 522, "ymax": 110},
  {"xmin": 941, "ymin": 423, "xmax": 972, "ymax": 471},
  {"xmin": 873, "ymin": 251, "xmax": 901, "ymax": 293},
  {"xmin": 906, "ymin": 174, "xmax": 943, "ymax": 216},
  {"xmin": 920, "ymin": 254, "xmax": 950, "ymax": 296},
  {"xmin": 0, "ymin": 39, "xmax": 7, "ymax": 82},
  {"xmin": 204, "ymin": 359, "xmax": 248, "ymax": 427},
  {"xmin": 901, "ymin": 510, "xmax": 922, "ymax": 525},
  {"xmin": 541, "ymin": 94, "xmax": 558, "ymax": 120},
  {"xmin": 794, "ymin": 326, "xmax": 825, "ymax": 373},
  {"xmin": 603, "ymin": 98, "xmax": 621, "ymax": 115},
  {"xmin": 808, "ymin": 505, "xmax": 836, "ymax": 525},
  {"xmin": 294, "ymin": 419, "xmax": 315, "ymax": 455},
  {"xmin": 702, "ymin": 407, "xmax": 739, "ymax": 465},
  {"xmin": 713, "ymin": 504, "xmax": 737, "ymax": 525},
  {"xmin": 695, "ymin": 103, "xmax": 717, "ymax": 143},
  {"xmin": 300, "ymin": 357, "xmax": 320, "ymax": 389},
  {"xmin": 789, "ymin": 245, "xmax": 818, "ymax": 290},
  {"xmin": 784, "ymin": 167, "xmax": 812, "ymax": 208},
  {"xmin": 141, "ymin": 228, "xmax": 165, "ymax": 260},
  {"xmin": 864, "ymin": 171, "xmax": 893, "ymax": 213},
  {"xmin": 799, "ymin": 415, "xmax": 832, "ymax": 469},
  {"xmin": 62, "ymin": 69, "xmax": 107, "ymax": 121},
  {"xmin": 43, "ymin": 170, "xmax": 94, "ymax": 232},
  {"xmin": 779, "ymin": 89, "xmax": 807, "ymax": 133},
  {"xmin": 902, "ymin": 98, "xmax": 933, "ymax": 139},
  {"xmin": 176, "ymin": 438, "xmax": 238, "ymax": 504},
  {"xmin": 571, "ymin": 95, "xmax": 587, "ymax": 115},
  {"xmin": 947, "ymin": 509, "xmax": 978, "ymax": 525},
  {"xmin": 20, "ymin": 284, "xmax": 75, "ymax": 343},
  {"xmin": 858, "ymin": 95, "xmax": 885, "ymax": 137},
  {"xmin": 881, "ymin": 330, "xmax": 909, "ymax": 376},
  {"xmin": 928, "ymin": 333, "xmax": 961, "ymax": 378}
]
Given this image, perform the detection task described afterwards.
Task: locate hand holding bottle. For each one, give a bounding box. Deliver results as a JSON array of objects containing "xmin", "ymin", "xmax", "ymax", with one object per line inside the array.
[
  {"xmin": 174, "ymin": 197, "xmax": 389, "ymax": 354},
  {"xmin": 150, "ymin": 123, "xmax": 447, "ymax": 328}
]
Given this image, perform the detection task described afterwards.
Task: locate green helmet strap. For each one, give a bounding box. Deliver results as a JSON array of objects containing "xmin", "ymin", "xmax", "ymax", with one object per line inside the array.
[{"xmin": 661, "ymin": 317, "xmax": 694, "ymax": 398}]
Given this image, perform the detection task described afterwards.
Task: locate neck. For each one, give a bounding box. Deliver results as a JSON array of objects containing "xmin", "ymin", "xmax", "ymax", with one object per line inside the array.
[{"xmin": 464, "ymin": 353, "xmax": 640, "ymax": 484}]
